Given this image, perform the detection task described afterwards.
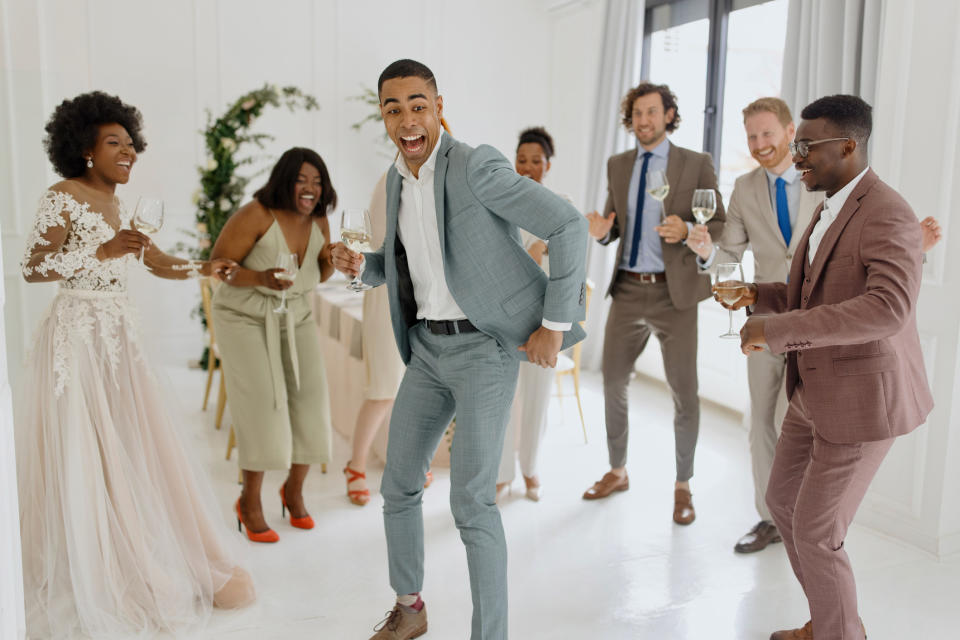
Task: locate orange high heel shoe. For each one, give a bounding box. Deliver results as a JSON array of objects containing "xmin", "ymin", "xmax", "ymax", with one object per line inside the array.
[
  {"xmin": 279, "ymin": 482, "xmax": 315, "ymax": 530},
  {"xmin": 344, "ymin": 463, "xmax": 370, "ymax": 506},
  {"xmin": 235, "ymin": 499, "xmax": 279, "ymax": 543}
]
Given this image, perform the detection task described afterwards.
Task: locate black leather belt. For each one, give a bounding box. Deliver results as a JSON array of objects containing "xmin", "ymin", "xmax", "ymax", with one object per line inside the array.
[
  {"xmin": 424, "ymin": 318, "xmax": 479, "ymax": 335},
  {"xmin": 621, "ymin": 270, "xmax": 667, "ymax": 283}
]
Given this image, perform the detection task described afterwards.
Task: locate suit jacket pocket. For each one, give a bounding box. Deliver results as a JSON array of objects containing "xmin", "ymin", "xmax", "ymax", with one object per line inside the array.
[
  {"xmin": 448, "ymin": 202, "xmax": 479, "ymax": 223},
  {"xmin": 826, "ymin": 254, "xmax": 854, "ymax": 268},
  {"xmin": 501, "ymin": 279, "xmax": 543, "ymax": 317},
  {"xmin": 833, "ymin": 353, "xmax": 897, "ymax": 376}
]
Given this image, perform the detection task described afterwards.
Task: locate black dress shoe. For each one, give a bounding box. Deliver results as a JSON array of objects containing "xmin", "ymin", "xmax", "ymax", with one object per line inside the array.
[{"xmin": 735, "ymin": 520, "xmax": 782, "ymax": 553}]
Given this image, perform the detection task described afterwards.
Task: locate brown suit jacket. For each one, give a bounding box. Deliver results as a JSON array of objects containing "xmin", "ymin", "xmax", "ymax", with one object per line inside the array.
[
  {"xmin": 600, "ymin": 143, "xmax": 725, "ymax": 308},
  {"xmin": 754, "ymin": 169, "xmax": 934, "ymax": 443}
]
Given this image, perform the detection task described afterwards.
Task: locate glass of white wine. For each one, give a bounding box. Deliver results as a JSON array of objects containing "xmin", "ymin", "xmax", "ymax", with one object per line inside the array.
[
  {"xmin": 714, "ymin": 262, "xmax": 745, "ymax": 339},
  {"xmin": 272, "ymin": 252, "xmax": 298, "ymax": 314},
  {"xmin": 691, "ymin": 189, "xmax": 716, "ymax": 224},
  {"xmin": 133, "ymin": 197, "xmax": 164, "ymax": 265},
  {"xmin": 646, "ymin": 169, "xmax": 669, "ymax": 221},
  {"xmin": 340, "ymin": 208, "xmax": 373, "ymax": 292}
]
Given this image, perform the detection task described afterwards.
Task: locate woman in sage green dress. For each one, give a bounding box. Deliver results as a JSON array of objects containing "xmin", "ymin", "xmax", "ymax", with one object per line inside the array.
[{"xmin": 211, "ymin": 147, "xmax": 336, "ymax": 542}]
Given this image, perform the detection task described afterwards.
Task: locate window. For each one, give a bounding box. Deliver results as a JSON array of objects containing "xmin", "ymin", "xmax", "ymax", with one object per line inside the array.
[{"xmin": 641, "ymin": 0, "xmax": 789, "ymax": 203}]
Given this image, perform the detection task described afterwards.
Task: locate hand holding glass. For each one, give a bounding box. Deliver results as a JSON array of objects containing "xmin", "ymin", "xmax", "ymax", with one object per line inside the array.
[
  {"xmin": 714, "ymin": 262, "xmax": 745, "ymax": 339},
  {"xmin": 133, "ymin": 197, "xmax": 164, "ymax": 265},
  {"xmin": 646, "ymin": 170, "xmax": 669, "ymax": 221},
  {"xmin": 340, "ymin": 208, "xmax": 372, "ymax": 292},
  {"xmin": 272, "ymin": 252, "xmax": 298, "ymax": 314}
]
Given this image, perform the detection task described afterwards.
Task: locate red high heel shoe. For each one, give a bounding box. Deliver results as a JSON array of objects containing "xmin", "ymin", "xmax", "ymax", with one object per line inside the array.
[
  {"xmin": 344, "ymin": 463, "xmax": 370, "ymax": 506},
  {"xmin": 279, "ymin": 483, "xmax": 315, "ymax": 530},
  {"xmin": 235, "ymin": 499, "xmax": 279, "ymax": 543}
]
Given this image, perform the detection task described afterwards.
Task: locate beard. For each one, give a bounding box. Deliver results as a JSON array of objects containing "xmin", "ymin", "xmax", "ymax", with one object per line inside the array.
[{"xmin": 752, "ymin": 139, "xmax": 790, "ymax": 169}]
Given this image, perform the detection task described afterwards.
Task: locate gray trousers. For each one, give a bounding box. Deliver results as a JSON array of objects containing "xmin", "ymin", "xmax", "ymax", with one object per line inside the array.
[
  {"xmin": 601, "ymin": 275, "xmax": 699, "ymax": 481},
  {"xmin": 746, "ymin": 347, "xmax": 789, "ymax": 521},
  {"xmin": 381, "ymin": 322, "xmax": 519, "ymax": 640}
]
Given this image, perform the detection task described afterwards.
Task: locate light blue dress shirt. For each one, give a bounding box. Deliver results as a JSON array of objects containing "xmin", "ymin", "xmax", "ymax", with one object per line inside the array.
[
  {"xmin": 764, "ymin": 164, "xmax": 802, "ymax": 232},
  {"xmin": 619, "ymin": 138, "xmax": 671, "ymax": 273}
]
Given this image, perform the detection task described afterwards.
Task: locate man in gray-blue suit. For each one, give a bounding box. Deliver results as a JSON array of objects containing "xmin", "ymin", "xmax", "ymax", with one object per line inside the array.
[{"xmin": 332, "ymin": 59, "xmax": 588, "ymax": 640}]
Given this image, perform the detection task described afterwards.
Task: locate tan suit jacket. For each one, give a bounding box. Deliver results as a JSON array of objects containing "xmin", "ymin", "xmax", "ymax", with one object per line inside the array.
[
  {"xmin": 755, "ymin": 169, "xmax": 934, "ymax": 443},
  {"xmin": 717, "ymin": 165, "xmax": 820, "ymax": 283},
  {"xmin": 601, "ymin": 143, "xmax": 725, "ymax": 308}
]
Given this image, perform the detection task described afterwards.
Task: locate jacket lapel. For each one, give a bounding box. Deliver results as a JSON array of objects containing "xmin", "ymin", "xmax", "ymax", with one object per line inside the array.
[
  {"xmin": 616, "ymin": 149, "xmax": 637, "ymax": 243},
  {"xmin": 384, "ymin": 167, "xmax": 402, "ymax": 255},
  {"xmin": 663, "ymin": 144, "xmax": 683, "ymax": 216},
  {"xmin": 752, "ymin": 168, "xmax": 784, "ymax": 248},
  {"xmin": 433, "ymin": 135, "xmax": 454, "ymax": 265},
  {"xmin": 806, "ymin": 170, "xmax": 877, "ymax": 288}
]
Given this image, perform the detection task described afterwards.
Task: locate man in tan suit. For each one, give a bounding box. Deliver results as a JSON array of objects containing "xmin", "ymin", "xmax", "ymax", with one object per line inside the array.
[
  {"xmin": 583, "ymin": 82, "xmax": 724, "ymax": 525},
  {"xmin": 725, "ymin": 95, "xmax": 934, "ymax": 640},
  {"xmin": 689, "ymin": 98, "xmax": 819, "ymax": 552}
]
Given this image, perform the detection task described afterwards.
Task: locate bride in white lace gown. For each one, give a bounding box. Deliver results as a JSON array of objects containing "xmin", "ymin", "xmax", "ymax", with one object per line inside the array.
[{"xmin": 16, "ymin": 92, "xmax": 254, "ymax": 639}]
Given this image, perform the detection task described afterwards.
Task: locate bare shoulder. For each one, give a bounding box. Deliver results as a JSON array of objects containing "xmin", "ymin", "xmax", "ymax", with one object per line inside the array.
[
  {"xmin": 48, "ymin": 179, "xmax": 83, "ymax": 198},
  {"xmin": 228, "ymin": 200, "xmax": 274, "ymax": 232}
]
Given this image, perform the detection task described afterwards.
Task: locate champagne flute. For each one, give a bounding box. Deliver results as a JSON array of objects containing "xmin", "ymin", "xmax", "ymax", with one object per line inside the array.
[
  {"xmin": 691, "ymin": 189, "xmax": 716, "ymax": 224},
  {"xmin": 646, "ymin": 170, "xmax": 669, "ymax": 221},
  {"xmin": 272, "ymin": 252, "xmax": 298, "ymax": 314},
  {"xmin": 340, "ymin": 208, "xmax": 373, "ymax": 292},
  {"xmin": 133, "ymin": 197, "xmax": 164, "ymax": 265},
  {"xmin": 715, "ymin": 262, "xmax": 745, "ymax": 339}
]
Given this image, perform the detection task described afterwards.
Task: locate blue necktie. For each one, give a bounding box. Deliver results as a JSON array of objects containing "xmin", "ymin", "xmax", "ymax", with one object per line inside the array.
[
  {"xmin": 629, "ymin": 152, "xmax": 653, "ymax": 268},
  {"xmin": 775, "ymin": 177, "xmax": 791, "ymax": 247}
]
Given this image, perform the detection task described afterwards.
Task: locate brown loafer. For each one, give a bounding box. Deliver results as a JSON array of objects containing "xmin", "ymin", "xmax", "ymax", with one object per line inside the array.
[
  {"xmin": 582, "ymin": 471, "xmax": 629, "ymax": 500},
  {"xmin": 734, "ymin": 520, "xmax": 782, "ymax": 553},
  {"xmin": 673, "ymin": 488, "xmax": 695, "ymax": 525},
  {"xmin": 770, "ymin": 618, "xmax": 867, "ymax": 639}
]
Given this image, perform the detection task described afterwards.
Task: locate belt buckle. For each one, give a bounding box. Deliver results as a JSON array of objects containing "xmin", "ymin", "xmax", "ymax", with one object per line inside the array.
[{"xmin": 639, "ymin": 273, "xmax": 655, "ymax": 284}]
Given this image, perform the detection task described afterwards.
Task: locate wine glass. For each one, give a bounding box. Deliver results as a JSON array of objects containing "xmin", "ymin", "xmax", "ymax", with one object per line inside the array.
[
  {"xmin": 691, "ymin": 189, "xmax": 716, "ymax": 224},
  {"xmin": 646, "ymin": 170, "xmax": 669, "ymax": 221},
  {"xmin": 714, "ymin": 262, "xmax": 745, "ymax": 339},
  {"xmin": 133, "ymin": 197, "xmax": 164, "ymax": 265},
  {"xmin": 340, "ymin": 208, "xmax": 373, "ymax": 292},
  {"xmin": 272, "ymin": 252, "xmax": 298, "ymax": 314}
]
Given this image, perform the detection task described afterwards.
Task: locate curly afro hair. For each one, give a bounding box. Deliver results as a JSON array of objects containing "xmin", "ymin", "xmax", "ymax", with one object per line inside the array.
[
  {"xmin": 517, "ymin": 126, "xmax": 555, "ymax": 160},
  {"xmin": 43, "ymin": 91, "xmax": 147, "ymax": 178}
]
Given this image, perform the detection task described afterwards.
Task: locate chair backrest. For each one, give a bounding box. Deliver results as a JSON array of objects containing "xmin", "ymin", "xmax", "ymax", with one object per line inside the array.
[
  {"xmin": 199, "ymin": 277, "xmax": 217, "ymax": 348},
  {"xmin": 569, "ymin": 279, "xmax": 595, "ymax": 372}
]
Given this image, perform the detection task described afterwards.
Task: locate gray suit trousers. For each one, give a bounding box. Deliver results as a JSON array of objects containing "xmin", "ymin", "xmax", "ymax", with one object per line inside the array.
[
  {"xmin": 746, "ymin": 347, "xmax": 789, "ymax": 521},
  {"xmin": 381, "ymin": 322, "xmax": 519, "ymax": 640},
  {"xmin": 601, "ymin": 275, "xmax": 699, "ymax": 481}
]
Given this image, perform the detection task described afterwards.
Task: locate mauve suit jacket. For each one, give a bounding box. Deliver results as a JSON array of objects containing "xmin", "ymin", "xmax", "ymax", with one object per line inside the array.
[
  {"xmin": 600, "ymin": 143, "xmax": 725, "ymax": 308},
  {"xmin": 754, "ymin": 169, "xmax": 934, "ymax": 443}
]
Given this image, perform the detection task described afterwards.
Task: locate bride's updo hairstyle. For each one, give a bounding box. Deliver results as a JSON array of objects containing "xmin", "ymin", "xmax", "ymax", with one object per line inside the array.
[{"xmin": 43, "ymin": 91, "xmax": 147, "ymax": 178}]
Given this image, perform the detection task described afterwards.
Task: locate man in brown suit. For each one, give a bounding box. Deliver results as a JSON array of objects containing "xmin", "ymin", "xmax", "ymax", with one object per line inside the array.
[
  {"xmin": 724, "ymin": 95, "xmax": 934, "ymax": 640},
  {"xmin": 583, "ymin": 82, "xmax": 724, "ymax": 525}
]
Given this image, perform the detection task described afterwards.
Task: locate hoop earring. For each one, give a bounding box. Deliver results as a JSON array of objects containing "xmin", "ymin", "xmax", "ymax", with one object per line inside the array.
[{"xmin": 86, "ymin": 158, "xmax": 93, "ymax": 168}]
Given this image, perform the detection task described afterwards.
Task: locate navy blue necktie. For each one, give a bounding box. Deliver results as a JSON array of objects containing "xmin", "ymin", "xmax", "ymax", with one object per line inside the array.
[
  {"xmin": 775, "ymin": 176, "xmax": 792, "ymax": 246},
  {"xmin": 628, "ymin": 151, "xmax": 653, "ymax": 268}
]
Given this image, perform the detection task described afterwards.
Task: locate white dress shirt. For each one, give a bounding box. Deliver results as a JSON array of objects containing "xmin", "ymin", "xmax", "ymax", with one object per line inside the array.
[
  {"xmin": 394, "ymin": 132, "xmax": 467, "ymax": 321},
  {"xmin": 807, "ymin": 166, "xmax": 869, "ymax": 263}
]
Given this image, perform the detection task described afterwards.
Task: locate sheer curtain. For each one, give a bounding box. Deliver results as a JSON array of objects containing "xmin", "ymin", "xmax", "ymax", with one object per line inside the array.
[
  {"xmin": 580, "ymin": 0, "xmax": 644, "ymax": 371},
  {"xmin": 780, "ymin": 0, "xmax": 883, "ymax": 115}
]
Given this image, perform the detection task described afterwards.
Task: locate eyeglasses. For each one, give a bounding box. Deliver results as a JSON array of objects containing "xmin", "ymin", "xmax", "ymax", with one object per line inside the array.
[{"xmin": 789, "ymin": 137, "xmax": 850, "ymax": 158}]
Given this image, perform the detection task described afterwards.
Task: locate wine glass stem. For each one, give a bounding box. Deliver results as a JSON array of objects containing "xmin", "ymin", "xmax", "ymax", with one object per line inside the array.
[
  {"xmin": 139, "ymin": 246, "xmax": 145, "ymax": 265},
  {"xmin": 728, "ymin": 309, "xmax": 735, "ymax": 334}
]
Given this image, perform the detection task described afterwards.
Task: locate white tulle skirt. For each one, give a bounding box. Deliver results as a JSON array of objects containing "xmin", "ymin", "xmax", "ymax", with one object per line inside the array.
[{"xmin": 15, "ymin": 289, "xmax": 254, "ymax": 639}]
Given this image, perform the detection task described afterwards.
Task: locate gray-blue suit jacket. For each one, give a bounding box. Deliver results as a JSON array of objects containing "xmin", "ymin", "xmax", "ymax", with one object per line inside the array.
[{"xmin": 362, "ymin": 135, "xmax": 588, "ymax": 364}]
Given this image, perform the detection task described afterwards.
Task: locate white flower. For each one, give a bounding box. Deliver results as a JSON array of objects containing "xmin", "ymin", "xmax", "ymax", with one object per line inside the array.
[
  {"xmin": 269, "ymin": 84, "xmax": 279, "ymax": 95},
  {"xmin": 206, "ymin": 158, "xmax": 218, "ymax": 171},
  {"xmin": 196, "ymin": 222, "xmax": 208, "ymax": 234},
  {"xmin": 221, "ymin": 138, "xmax": 237, "ymax": 152},
  {"xmin": 241, "ymin": 99, "xmax": 256, "ymax": 110},
  {"xmin": 219, "ymin": 198, "xmax": 231, "ymax": 211},
  {"xmin": 198, "ymin": 237, "xmax": 211, "ymax": 250},
  {"xmin": 191, "ymin": 189, "xmax": 202, "ymax": 205}
]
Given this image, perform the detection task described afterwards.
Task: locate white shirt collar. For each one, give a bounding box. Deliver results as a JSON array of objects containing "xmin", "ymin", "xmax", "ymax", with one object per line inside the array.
[
  {"xmin": 395, "ymin": 131, "xmax": 446, "ymax": 181},
  {"xmin": 823, "ymin": 166, "xmax": 870, "ymax": 215}
]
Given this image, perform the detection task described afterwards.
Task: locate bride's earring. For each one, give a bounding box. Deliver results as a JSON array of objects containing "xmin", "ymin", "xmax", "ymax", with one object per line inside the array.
[{"xmin": 86, "ymin": 157, "xmax": 93, "ymax": 168}]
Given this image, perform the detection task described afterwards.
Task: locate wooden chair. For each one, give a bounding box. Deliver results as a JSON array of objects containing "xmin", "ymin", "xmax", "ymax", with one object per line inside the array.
[
  {"xmin": 199, "ymin": 278, "xmax": 228, "ymax": 430},
  {"xmin": 555, "ymin": 279, "xmax": 594, "ymax": 444}
]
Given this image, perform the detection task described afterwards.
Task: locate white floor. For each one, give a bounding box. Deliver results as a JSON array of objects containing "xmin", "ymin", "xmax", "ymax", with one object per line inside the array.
[{"xmin": 161, "ymin": 364, "xmax": 960, "ymax": 640}]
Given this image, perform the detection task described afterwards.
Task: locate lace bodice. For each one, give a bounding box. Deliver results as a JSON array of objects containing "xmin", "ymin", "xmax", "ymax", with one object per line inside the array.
[{"xmin": 21, "ymin": 190, "xmax": 132, "ymax": 292}]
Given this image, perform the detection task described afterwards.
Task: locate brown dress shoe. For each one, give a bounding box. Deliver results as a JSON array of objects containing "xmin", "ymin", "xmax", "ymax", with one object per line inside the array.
[
  {"xmin": 370, "ymin": 604, "xmax": 428, "ymax": 640},
  {"xmin": 770, "ymin": 619, "xmax": 867, "ymax": 640},
  {"xmin": 673, "ymin": 488, "xmax": 695, "ymax": 525},
  {"xmin": 582, "ymin": 471, "xmax": 629, "ymax": 500},
  {"xmin": 734, "ymin": 520, "xmax": 782, "ymax": 553}
]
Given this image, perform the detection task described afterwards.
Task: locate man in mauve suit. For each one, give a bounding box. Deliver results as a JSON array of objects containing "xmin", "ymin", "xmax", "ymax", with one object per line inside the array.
[
  {"xmin": 689, "ymin": 97, "xmax": 820, "ymax": 553},
  {"xmin": 332, "ymin": 60, "xmax": 587, "ymax": 640},
  {"xmin": 583, "ymin": 82, "xmax": 724, "ymax": 525},
  {"xmin": 725, "ymin": 95, "xmax": 934, "ymax": 640}
]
